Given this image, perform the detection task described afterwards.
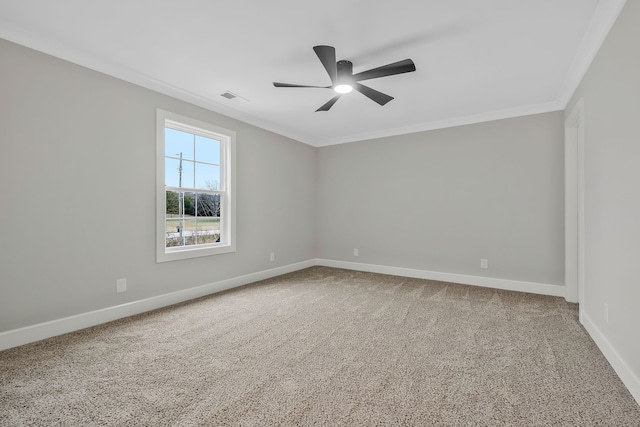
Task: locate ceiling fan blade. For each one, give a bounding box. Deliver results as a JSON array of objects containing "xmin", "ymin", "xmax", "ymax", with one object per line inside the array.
[
  {"xmin": 316, "ymin": 95, "xmax": 341, "ymax": 112},
  {"xmin": 273, "ymin": 82, "xmax": 329, "ymax": 88},
  {"xmin": 354, "ymin": 83, "xmax": 394, "ymax": 106},
  {"xmin": 313, "ymin": 45, "xmax": 337, "ymax": 85},
  {"xmin": 352, "ymin": 59, "xmax": 416, "ymax": 82}
]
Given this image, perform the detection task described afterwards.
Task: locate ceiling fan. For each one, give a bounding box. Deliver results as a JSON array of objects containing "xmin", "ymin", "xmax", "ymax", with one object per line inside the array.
[{"xmin": 273, "ymin": 45, "xmax": 416, "ymax": 112}]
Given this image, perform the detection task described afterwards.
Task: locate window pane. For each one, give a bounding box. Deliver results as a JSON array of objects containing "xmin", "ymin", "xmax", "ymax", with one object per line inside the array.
[
  {"xmin": 195, "ymin": 163, "xmax": 220, "ymax": 190},
  {"xmin": 183, "ymin": 192, "xmax": 196, "ymax": 216},
  {"xmin": 182, "ymin": 161, "xmax": 195, "ymax": 188},
  {"xmin": 165, "ymin": 128, "xmax": 194, "ymax": 160},
  {"xmin": 165, "ymin": 158, "xmax": 195, "ymax": 188},
  {"xmin": 165, "ymin": 190, "xmax": 183, "ymax": 247},
  {"xmin": 165, "ymin": 158, "xmax": 180, "ymax": 187},
  {"xmin": 165, "ymin": 191, "xmax": 222, "ymax": 248},
  {"xmin": 166, "ymin": 192, "xmax": 196, "ymax": 247},
  {"xmin": 196, "ymin": 193, "xmax": 220, "ymax": 217},
  {"xmin": 195, "ymin": 194, "xmax": 221, "ymax": 244},
  {"xmin": 165, "ymin": 190, "xmax": 180, "ymax": 218},
  {"xmin": 196, "ymin": 135, "xmax": 220, "ymax": 165},
  {"xmin": 183, "ymin": 217, "xmax": 198, "ymax": 246}
]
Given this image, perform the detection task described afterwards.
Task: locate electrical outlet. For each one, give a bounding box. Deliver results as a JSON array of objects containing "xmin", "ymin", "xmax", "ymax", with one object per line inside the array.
[
  {"xmin": 480, "ymin": 259, "xmax": 488, "ymax": 269},
  {"xmin": 604, "ymin": 303, "xmax": 609, "ymax": 323},
  {"xmin": 116, "ymin": 278, "xmax": 127, "ymax": 293},
  {"xmin": 270, "ymin": 252, "xmax": 275, "ymax": 262},
  {"xmin": 353, "ymin": 248, "xmax": 359, "ymax": 257}
]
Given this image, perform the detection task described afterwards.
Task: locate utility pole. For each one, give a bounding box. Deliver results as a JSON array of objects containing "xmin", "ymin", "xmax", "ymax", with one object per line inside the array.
[{"xmin": 177, "ymin": 152, "xmax": 184, "ymax": 244}]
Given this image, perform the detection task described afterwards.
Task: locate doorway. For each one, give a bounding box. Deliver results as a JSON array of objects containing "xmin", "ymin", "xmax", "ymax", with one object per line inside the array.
[{"xmin": 564, "ymin": 98, "xmax": 585, "ymax": 322}]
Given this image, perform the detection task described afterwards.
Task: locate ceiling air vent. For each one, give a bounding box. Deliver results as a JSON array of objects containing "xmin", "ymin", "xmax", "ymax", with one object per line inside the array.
[{"xmin": 220, "ymin": 91, "xmax": 249, "ymax": 104}]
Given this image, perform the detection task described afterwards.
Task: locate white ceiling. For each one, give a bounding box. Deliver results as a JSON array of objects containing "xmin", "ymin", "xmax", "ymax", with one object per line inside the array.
[{"xmin": 0, "ymin": 0, "xmax": 626, "ymax": 147}]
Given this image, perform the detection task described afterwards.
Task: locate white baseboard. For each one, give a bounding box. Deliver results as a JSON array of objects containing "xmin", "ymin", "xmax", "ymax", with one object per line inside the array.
[
  {"xmin": 0, "ymin": 259, "xmax": 316, "ymax": 352},
  {"xmin": 3, "ymin": 258, "xmax": 637, "ymax": 408},
  {"xmin": 581, "ymin": 310, "xmax": 640, "ymax": 406},
  {"xmin": 316, "ymin": 258, "xmax": 565, "ymax": 297}
]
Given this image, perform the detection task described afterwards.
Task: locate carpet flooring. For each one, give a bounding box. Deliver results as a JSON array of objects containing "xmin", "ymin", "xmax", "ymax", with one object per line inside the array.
[{"xmin": 1, "ymin": 266, "xmax": 639, "ymax": 426}]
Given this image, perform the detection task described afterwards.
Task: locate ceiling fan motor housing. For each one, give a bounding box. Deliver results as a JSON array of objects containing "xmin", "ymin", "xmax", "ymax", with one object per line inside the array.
[{"xmin": 336, "ymin": 60, "xmax": 354, "ymax": 85}]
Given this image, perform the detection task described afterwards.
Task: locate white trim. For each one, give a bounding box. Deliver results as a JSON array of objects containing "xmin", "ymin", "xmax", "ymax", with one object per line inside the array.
[
  {"xmin": 582, "ymin": 310, "xmax": 640, "ymax": 406},
  {"xmin": 4, "ymin": 257, "xmax": 637, "ymax": 408},
  {"xmin": 0, "ymin": 259, "xmax": 315, "ymax": 352},
  {"xmin": 0, "ymin": 21, "xmax": 311, "ymax": 147},
  {"xmin": 316, "ymin": 259, "xmax": 564, "ymax": 297},
  {"xmin": 0, "ymin": 258, "xmax": 566, "ymax": 351},
  {"xmin": 564, "ymin": 125, "xmax": 578, "ymax": 303},
  {"xmin": 564, "ymin": 98, "xmax": 585, "ymax": 306},
  {"xmin": 0, "ymin": 1, "xmax": 625, "ymax": 148},
  {"xmin": 556, "ymin": 0, "xmax": 627, "ymax": 108},
  {"xmin": 314, "ymin": 101, "xmax": 564, "ymax": 147},
  {"xmin": 156, "ymin": 109, "xmax": 236, "ymax": 263}
]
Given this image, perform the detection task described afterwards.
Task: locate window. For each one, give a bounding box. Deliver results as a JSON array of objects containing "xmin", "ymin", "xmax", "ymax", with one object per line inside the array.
[{"xmin": 156, "ymin": 109, "xmax": 236, "ymax": 262}]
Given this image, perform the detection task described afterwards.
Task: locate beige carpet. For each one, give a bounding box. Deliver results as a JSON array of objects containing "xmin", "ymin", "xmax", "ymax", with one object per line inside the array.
[{"xmin": 1, "ymin": 266, "xmax": 639, "ymax": 426}]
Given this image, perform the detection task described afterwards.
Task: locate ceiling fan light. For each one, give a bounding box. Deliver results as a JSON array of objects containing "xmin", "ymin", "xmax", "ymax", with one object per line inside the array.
[{"xmin": 335, "ymin": 84, "xmax": 353, "ymax": 94}]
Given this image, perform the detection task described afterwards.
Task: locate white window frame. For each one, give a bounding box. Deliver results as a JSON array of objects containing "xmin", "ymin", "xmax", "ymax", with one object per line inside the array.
[{"xmin": 156, "ymin": 109, "xmax": 236, "ymax": 263}]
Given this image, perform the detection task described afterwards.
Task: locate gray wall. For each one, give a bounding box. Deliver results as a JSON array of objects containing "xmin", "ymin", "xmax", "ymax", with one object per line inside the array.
[
  {"xmin": 2, "ymin": 3, "xmax": 638, "ymax": 402},
  {"xmin": 316, "ymin": 112, "xmax": 565, "ymax": 285},
  {"xmin": 0, "ymin": 39, "xmax": 316, "ymax": 332},
  {"xmin": 566, "ymin": 0, "xmax": 640, "ymax": 389},
  {"xmin": 0, "ymin": 31, "xmax": 589, "ymax": 337}
]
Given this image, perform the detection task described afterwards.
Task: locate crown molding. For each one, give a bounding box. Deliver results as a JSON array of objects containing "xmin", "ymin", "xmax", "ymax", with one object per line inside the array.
[
  {"xmin": 314, "ymin": 0, "xmax": 628, "ymax": 148},
  {"xmin": 0, "ymin": 23, "xmax": 313, "ymax": 145},
  {"xmin": 313, "ymin": 100, "xmax": 564, "ymax": 147},
  {"xmin": 0, "ymin": 0, "xmax": 627, "ymax": 148},
  {"xmin": 555, "ymin": 0, "xmax": 627, "ymax": 108}
]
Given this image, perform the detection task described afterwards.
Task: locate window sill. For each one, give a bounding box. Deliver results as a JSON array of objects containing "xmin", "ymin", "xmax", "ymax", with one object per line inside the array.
[{"xmin": 156, "ymin": 242, "xmax": 236, "ymax": 263}]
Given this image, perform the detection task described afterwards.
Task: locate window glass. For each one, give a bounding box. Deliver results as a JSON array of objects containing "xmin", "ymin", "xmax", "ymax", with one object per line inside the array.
[
  {"xmin": 195, "ymin": 163, "xmax": 220, "ymax": 190},
  {"xmin": 165, "ymin": 128, "xmax": 194, "ymax": 160},
  {"xmin": 196, "ymin": 135, "xmax": 220, "ymax": 165}
]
